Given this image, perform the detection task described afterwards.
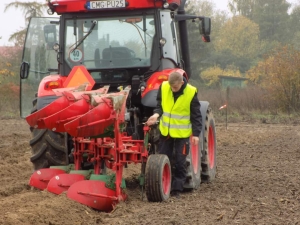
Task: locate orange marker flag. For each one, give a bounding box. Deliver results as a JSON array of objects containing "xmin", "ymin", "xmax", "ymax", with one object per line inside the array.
[{"xmin": 219, "ymin": 104, "xmax": 227, "ymax": 110}]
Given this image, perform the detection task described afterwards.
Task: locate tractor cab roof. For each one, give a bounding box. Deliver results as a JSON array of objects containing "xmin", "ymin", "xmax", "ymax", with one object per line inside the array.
[{"xmin": 48, "ymin": 0, "xmax": 181, "ymax": 14}]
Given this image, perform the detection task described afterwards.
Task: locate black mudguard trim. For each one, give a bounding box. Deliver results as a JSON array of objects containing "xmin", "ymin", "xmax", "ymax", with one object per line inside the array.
[
  {"xmin": 141, "ymin": 89, "xmax": 158, "ymax": 107},
  {"xmin": 37, "ymin": 95, "xmax": 59, "ymax": 111}
]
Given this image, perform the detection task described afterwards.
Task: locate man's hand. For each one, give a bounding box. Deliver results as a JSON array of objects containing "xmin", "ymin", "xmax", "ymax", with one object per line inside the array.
[
  {"xmin": 146, "ymin": 113, "xmax": 159, "ymax": 126},
  {"xmin": 191, "ymin": 136, "xmax": 199, "ymax": 146}
]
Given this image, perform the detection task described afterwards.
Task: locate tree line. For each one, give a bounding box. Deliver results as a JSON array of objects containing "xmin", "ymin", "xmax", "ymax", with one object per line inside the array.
[
  {"xmin": 186, "ymin": 0, "xmax": 300, "ymax": 112},
  {"xmin": 1, "ymin": 0, "xmax": 300, "ymax": 113}
]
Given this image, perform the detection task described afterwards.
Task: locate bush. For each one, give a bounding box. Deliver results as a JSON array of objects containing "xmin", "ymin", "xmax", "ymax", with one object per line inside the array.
[
  {"xmin": 0, "ymin": 82, "xmax": 20, "ymax": 119},
  {"xmin": 0, "ymin": 46, "xmax": 21, "ymax": 119}
]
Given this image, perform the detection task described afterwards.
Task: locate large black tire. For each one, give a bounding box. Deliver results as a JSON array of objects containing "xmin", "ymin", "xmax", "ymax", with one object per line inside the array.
[
  {"xmin": 29, "ymin": 97, "xmax": 69, "ymax": 170},
  {"xmin": 201, "ymin": 108, "xmax": 217, "ymax": 182},
  {"xmin": 184, "ymin": 137, "xmax": 201, "ymax": 190},
  {"xmin": 29, "ymin": 128, "xmax": 69, "ymax": 170},
  {"xmin": 145, "ymin": 154, "xmax": 171, "ymax": 202}
]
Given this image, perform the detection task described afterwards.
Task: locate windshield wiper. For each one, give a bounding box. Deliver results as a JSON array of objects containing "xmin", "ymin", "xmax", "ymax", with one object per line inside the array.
[{"xmin": 71, "ymin": 20, "xmax": 97, "ymax": 52}]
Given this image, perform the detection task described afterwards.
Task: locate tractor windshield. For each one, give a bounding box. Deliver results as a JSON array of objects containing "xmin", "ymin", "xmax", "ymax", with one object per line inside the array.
[{"xmin": 65, "ymin": 15, "xmax": 155, "ymax": 69}]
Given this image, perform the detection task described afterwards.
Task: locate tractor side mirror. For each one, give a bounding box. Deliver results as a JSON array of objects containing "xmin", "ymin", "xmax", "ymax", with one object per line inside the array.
[
  {"xmin": 20, "ymin": 61, "xmax": 30, "ymax": 79},
  {"xmin": 199, "ymin": 17, "xmax": 211, "ymax": 36},
  {"xmin": 199, "ymin": 17, "xmax": 211, "ymax": 42},
  {"xmin": 44, "ymin": 24, "xmax": 57, "ymax": 48}
]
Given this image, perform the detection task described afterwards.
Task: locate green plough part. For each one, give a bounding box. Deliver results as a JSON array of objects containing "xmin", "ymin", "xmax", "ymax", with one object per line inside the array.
[
  {"xmin": 50, "ymin": 164, "xmax": 75, "ymax": 172},
  {"xmin": 138, "ymin": 173, "xmax": 145, "ymax": 186},
  {"xmin": 69, "ymin": 169, "xmax": 94, "ymax": 179},
  {"xmin": 90, "ymin": 174, "xmax": 126, "ymax": 190}
]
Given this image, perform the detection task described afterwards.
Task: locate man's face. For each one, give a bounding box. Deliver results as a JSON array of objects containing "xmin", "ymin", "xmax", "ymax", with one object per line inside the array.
[{"xmin": 170, "ymin": 80, "xmax": 184, "ymax": 92}]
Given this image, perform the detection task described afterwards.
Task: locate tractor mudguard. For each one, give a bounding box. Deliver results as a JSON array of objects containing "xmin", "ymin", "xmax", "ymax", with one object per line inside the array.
[
  {"xmin": 141, "ymin": 68, "xmax": 188, "ymax": 107},
  {"xmin": 37, "ymin": 95, "xmax": 60, "ymax": 111}
]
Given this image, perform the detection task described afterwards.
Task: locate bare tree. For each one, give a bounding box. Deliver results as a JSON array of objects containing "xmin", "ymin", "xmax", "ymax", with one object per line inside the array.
[{"xmin": 4, "ymin": 1, "xmax": 47, "ymax": 46}]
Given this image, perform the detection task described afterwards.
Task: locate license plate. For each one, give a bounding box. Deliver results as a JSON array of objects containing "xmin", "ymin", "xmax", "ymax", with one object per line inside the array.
[{"xmin": 87, "ymin": 0, "xmax": 126, "ymax": 9}]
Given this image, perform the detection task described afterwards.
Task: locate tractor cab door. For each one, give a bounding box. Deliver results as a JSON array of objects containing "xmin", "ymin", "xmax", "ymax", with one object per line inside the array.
[{"xmin": 20, "ymin": 17, "xmax": 59, "ymax": 118}]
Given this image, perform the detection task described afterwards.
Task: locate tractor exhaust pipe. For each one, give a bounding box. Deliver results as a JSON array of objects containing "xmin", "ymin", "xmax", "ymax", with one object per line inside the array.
[{"xmin": 178, "ymin": 0, "xmax": 192, "ymax": 78}]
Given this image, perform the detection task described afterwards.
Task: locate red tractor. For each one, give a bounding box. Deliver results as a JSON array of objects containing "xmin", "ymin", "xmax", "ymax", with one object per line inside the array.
[{"xmin": 20, "ymin": 0, "xmax": 216, "ymax": 212}]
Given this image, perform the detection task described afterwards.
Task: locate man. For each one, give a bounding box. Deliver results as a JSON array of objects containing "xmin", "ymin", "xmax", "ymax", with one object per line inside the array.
[{"xmin": 146, "ymin": 71, "xmax": 202, "ymax": 198}]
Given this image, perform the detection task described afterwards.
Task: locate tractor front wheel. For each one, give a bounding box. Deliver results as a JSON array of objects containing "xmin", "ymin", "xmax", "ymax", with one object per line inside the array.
[
  {"xmin": 145, "ymin": 154, "xmax": 171, "ymax": 202},
  {"xmin": 29, "ymin": 97, "xmax": 69, "ymax": 170},
  {"xmin": 29, "ymin": 128, "xmax": 69, "ymax": 170}
]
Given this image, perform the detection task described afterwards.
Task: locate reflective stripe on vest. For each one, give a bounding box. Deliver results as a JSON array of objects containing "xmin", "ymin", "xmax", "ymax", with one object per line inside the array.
[{"xmin": 159, "ymin": 81, "xmax": 196, "ymax": 138}]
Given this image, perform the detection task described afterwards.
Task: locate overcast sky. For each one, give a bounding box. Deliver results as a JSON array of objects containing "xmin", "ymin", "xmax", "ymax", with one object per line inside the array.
[{"xmin": 0, "ymin": 0, "xmax": 298, "ymax": 46}]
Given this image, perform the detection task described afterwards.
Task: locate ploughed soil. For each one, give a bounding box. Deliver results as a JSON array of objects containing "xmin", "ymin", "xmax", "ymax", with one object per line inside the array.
[{"xmin": 1, "ymin": 118, "xmax": 300, "ymax": 225}]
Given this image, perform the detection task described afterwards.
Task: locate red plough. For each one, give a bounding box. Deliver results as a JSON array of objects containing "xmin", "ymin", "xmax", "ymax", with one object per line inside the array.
[
  {"xmin": 28, "ymin": 85, "xmax": 154, "ymax": 211},
  {"xmin": 26, "ymin": 85, "xmax": 109, "ymax": 130}
]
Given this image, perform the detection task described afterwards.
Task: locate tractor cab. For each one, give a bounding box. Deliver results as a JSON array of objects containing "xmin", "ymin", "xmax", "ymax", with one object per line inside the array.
[{"xmin": 20, "ymin": 0, "xmax": 210, "ymax": 117}]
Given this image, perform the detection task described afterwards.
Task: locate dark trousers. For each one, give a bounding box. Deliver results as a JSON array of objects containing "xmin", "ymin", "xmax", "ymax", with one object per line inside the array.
[{"xmin": 158, "ymin": 136, "xmax": 189, "ymax": 192}]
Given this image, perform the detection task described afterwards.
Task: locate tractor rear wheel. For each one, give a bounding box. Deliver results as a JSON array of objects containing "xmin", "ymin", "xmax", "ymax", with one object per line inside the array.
[
  {"xmin": 145, "ymin": 154, "xmax": 171, "ymax": 202},
  {"xmin": 29, "ymin": 97, "xmax": 69, "ymax": 170},
  {"xmin": 184, "ymin": 137, "xmax": 201, "ymax": 190},
  {"xmin": 201, "ymin": 108, "xmax": 217, "ymax": 182}
]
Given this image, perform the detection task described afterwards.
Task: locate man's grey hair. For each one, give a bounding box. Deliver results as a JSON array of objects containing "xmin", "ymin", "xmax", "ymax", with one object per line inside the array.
[{"xmin": 168, "ymin": 72, "xmax": 183, "ymax": 85}]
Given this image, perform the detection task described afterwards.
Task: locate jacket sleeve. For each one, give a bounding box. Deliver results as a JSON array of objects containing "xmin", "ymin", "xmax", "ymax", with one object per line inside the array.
[
  {"xmin": 153, "ymin": 84, "xmax": 163, "ymax": 117},
  {"xmin": 190, "ymin": 92, "xmax": 202, "ymax": 137}
]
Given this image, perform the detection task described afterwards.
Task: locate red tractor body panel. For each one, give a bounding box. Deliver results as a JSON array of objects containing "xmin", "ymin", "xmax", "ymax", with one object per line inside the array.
[
  {"xmin": 141, "ymin": 68, "xmax": 188, "ymax": 98},
  {"xmin": 49, "ymin": 0, "xmax": 180, "ymax": 14},
  {"xmin": 38, "ymin": 74, "xmax": 66, "ymax": 97}
]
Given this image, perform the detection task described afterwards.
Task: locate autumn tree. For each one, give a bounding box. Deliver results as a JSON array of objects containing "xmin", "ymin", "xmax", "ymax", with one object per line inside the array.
[
  {"xmin": 0, "ymin": 46, "xmax": 22, "ymax": 116},
  {"xmin": 0, "ymin": 46, "xmax": 22, "ymax": 111},
  {"xmin": 228, "ymin": 0, "xmax": 291, "ymax": 43},
  {"xmin": 4, "ymin": 1, "xmax": 47, "ymax": 46},
  {"xmin": 228, "ymin": 0, "xmax": 256, "ymax": 18},
  {"xmin": 290, "ymin": 4, "xmax": 300, "ymax": 49},
  {"xmin": 246, "ymin": 45, "xmax": 300, "ymax": 112},
  {"xmin": 0, "ymin": 47, "xmax": 22, "ymax": 78},
  {"xmin": 185, "ymin": 0, "xmax": 213, "ymax": 78},
  {"xmin": 256, "ymin": 0, "xmax": 290, "ymax": 43},
  {"xmin": 185, "ymin": 0, "xmax": 229, "ymax": 82},
  {"xmin": 215, "ymin": 15, "xmax": 259, "ymax": 58},
  {"xmin": 211, "ymin": 15, "xmax": 260, "ymax": 73}
]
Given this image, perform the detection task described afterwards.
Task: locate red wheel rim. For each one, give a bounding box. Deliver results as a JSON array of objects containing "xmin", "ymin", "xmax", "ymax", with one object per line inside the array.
[
  {"xmin": 190, "ymin": 137, "xmax": 199, "ymax": 174},
  {"xmin": 208, "ymin": 125, "xmax": 215, "ymax": 169},
  {"xmin": 162, "ymin": 163, "xmax": 171, "ymax": 194}
]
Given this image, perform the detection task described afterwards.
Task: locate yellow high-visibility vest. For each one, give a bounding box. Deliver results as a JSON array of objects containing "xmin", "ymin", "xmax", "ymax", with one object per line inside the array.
[{"xmin": 159, "ymin": 81, "xmax": 196, "ymax": 138}]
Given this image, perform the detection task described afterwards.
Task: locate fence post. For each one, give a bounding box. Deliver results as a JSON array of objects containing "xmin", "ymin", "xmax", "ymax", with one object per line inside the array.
[{"xmin": 226, "ymin": 87, "xmax": 230, "ymax": 130}]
